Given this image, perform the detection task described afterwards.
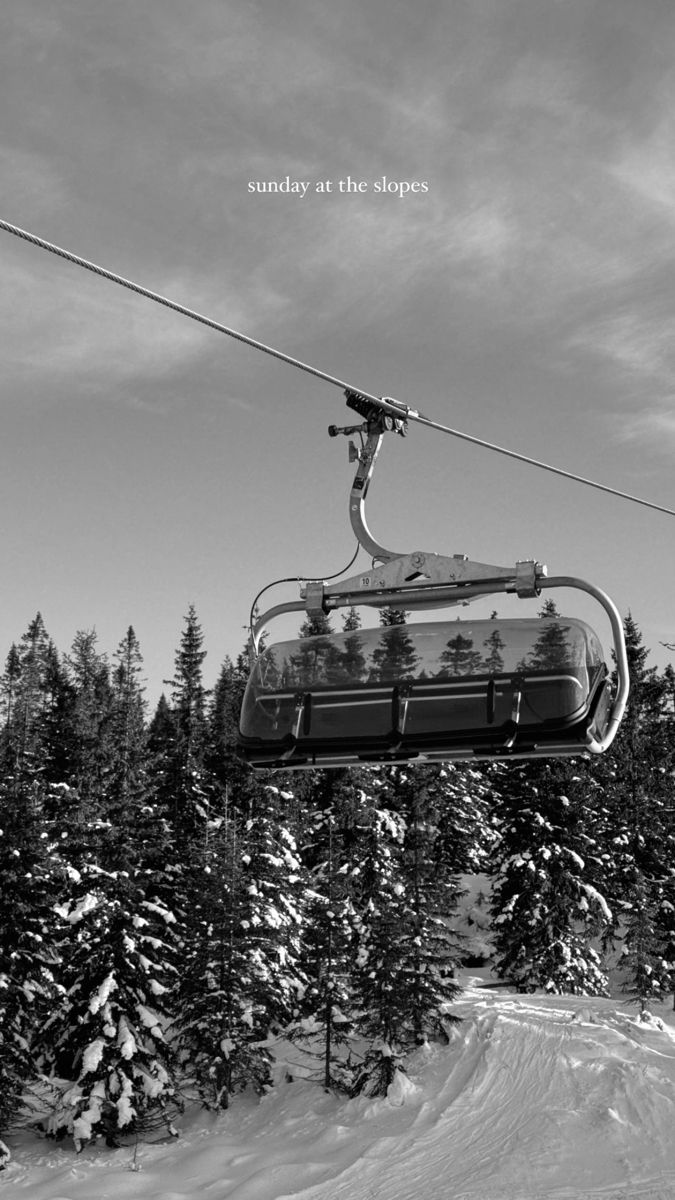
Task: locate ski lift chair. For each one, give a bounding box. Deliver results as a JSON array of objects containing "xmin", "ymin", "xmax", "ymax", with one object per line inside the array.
[{"xmin": 238, "ymin": 392, "xmax": 629, "ymax": 770}]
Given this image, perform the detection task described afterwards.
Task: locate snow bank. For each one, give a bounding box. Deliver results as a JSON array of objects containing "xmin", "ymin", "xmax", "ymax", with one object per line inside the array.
[{"xmin": 6, "ymin": 975, "xmax": 675, "ymax": 1199}]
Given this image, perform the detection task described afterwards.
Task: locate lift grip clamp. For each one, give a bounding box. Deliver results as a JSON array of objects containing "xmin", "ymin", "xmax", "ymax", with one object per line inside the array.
[{"xmin": 344, "ymin": 389, "xmax": 407, "ymax": 437}]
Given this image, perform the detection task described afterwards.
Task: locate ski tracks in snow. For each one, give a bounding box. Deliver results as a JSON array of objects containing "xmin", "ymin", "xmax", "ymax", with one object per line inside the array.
[
  {"xmin": 264, "ymin": 982, "xmax": 675, "ymax": 1200},
  {"xmin": 7, "ymin": 977, "xmax": 675, "ymax": 1200}
]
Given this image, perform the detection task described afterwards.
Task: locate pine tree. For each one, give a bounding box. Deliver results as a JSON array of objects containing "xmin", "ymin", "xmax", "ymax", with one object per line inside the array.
[
  {"xmin": 0, "ymin": 778, "xmax": 62, "ymax": 1131},
  {"xmin": 176, "ymin": 785, "xmax": 308, "ymax": 1105},
  {"xmin": 32, "ymin": 626, "xmax": 183, "ymax": 1147},
  {"xmin": 349, "ymin": 789, "xmax": 409, "ymax": 1095},
  {"xmin": 390, "ymin": 769, "xmax": 464, "ymax": 1040},
  {"xmin": 174, "ymin": 808, "xmax": 256, "ymax": 1109},
  {"xmin": 595, "ymin": 615, "xmax": 675, "ymax": 1010},
  {"xmin": 294, "ymin": 776, "xmax": 363, "ymax": 1091},
  {"xmin": 63, "ymin": 633, "xmax": 113, "ymax": 820},
  {"xmin": 1, "ymin": 615, "xmax": 67, "ymax": 790},
  {"xmin": 43, "ymin": 871, "xmax": 180, "ymax": 1148},
  {"xmin": 490, "ymin": 759, "xmax": 612, "ymax": 994},
  {"xmin": 620, "ymin": 894, "xmax": 673, "ymax": 1015},
  {"xmin": 163, "ymin": 606, "xmax": 218, "ymax": 838},
  {"xmin": 348, "ymin": 769, "xmax": 463, "ymax": 1097},
  {"xmin": 0, "ymin": 617, "xmax": 68, "ymax": 1129},
  {"xmin": 101, "ymin": 628, "xmax": 154, "ymax": 872},
  {"xmin": 208, "ymin": 649, "xmax": 251, "ymax": 792}
]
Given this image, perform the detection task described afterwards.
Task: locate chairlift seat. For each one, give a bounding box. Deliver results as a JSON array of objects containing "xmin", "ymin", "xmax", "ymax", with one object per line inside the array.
[{"xmin": 237, "ymin": 617, "xmax": 612, "ymax": 768}]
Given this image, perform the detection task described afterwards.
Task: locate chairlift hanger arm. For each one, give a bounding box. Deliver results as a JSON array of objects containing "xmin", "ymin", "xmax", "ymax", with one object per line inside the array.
[
  {"xmin": 331, "ymin": 390, "xmax": 409, "ymax": 563},
  {"xmin": 328, "ymin": 391, "xmax": 547, "ymax": 594}
]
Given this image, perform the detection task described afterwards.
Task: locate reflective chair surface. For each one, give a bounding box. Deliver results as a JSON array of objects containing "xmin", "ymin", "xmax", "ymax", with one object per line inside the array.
[{"xmin": 237, "ymin": 618, "xmax": 612, "ymax": 768}]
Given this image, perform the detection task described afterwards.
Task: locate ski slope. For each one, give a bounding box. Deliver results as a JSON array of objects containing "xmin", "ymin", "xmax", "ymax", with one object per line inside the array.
[{"xmin": 7, "ymin": 974, "xmax": 675, "ymax": 1200}]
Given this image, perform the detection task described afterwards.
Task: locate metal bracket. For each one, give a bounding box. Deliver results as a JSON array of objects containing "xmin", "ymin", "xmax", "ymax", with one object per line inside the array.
[{"xmin": 298, "ymin": 555, "xmax": 547, "ymax": 617}]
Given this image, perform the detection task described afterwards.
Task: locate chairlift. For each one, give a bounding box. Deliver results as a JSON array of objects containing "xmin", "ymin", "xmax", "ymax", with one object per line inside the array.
[
  {"xmin": 0, "ymin": 220, "xmax": 651, "ymax": 772},
  {"xmin": 238, "ymin": 391, "xmax": 629, "ymax": 769}
]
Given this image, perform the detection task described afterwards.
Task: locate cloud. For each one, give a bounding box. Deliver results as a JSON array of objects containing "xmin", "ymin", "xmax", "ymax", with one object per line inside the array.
[
  {"xmin": 610, "ymin": 65, "xmax": 675, "ymax": 223},
  {"xmin": 613, "ymin": 405, "xmax": 675, "ymax": 450},
  {"xmin": 0, "ymin": 247, "xmax": 277, "ymax": 397},
  {"xmin": 570, "ymin": 310, "xmax": 675, "ymax": 386},
  {"xmin": 6, "ymin": 0, "xmax": 675, "ymax": 409},
  {"xmin": 613, "ymin": 128, "xmax": 675, "ymax": 221},
  {"xmin": 0, "ymin": 145, "xmax": 68, "ymax": 213}
]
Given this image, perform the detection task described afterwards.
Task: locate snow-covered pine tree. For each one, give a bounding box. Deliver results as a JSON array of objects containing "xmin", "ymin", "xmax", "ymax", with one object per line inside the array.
[
  {"xmin": 38, "ymin": 628, "xmax": 182, "ymax": 1148},
  {"xmin": 0, "ymin": 618, "xmax": 67, "ymax": 1129},
  {"xmin": 174, "ymin": 805, "xmax": 256, "ymax": 1108},
  {"xmin": 293, "ymin": 771, "xmax": 364, "ymax": 1092},
  {"xmin": 489, "ymin": 758, "xmax": 612, "ymax": 995},
  {"xmin": 347, "ymin": 607, "xmax": 475, "ymax": 1092},
  {"xmin": 175, "ymin": 780, "xmax": 308, "ymax": 1107},
  {"xmin": 620, "ymin": 892, "xmax": 674, "ymax": 1015},
  {"xmin": 0, "ymin": 774, "xmax": 62, "ymax": 1131},
  {"xmin": 42, "ymin": 870, "xmax": 180, "ymax": 1149},
  {"xmin": 431, "ymin": 761, "xmax": 499, "ymax": 878},
  {"xmin": 388, "ymin": 768, "xmax": 464, "ymax": 1039},
  {"xmin": 239, "ymin": 785, "xmax": 309, "ymax": 1030},
  {"xmin": 594, "ymin": 615, "xmax": 675, "ymax": 1010},
  {"xmin": 348, "ymin": 777, "xmax": 419, "ymax": 1096}
]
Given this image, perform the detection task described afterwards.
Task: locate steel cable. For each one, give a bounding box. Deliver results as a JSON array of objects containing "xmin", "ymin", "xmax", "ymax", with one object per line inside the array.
[{"xmin": 2, "ymin": 216, "xmax": 674, "ymax": 518}]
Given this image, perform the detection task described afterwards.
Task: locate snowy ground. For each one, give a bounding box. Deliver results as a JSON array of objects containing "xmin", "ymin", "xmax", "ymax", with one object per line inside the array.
[{"xmin": 6, "ymin": 972, "xmax": 675, "ymax": 1200}]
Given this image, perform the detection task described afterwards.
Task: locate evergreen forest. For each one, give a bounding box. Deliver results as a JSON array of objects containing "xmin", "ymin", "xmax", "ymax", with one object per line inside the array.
[{"xmin": 2, "ymin": 601, "xmax": 675, "ymax": 1150}]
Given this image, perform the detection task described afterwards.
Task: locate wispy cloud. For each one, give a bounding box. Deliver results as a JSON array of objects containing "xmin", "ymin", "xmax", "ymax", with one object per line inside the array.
[
  {"xmin": 570, "ymin": 310, "xmax": 675, "ymax": 386},
  {"xmin": 611, "ymin": 98, "xmax": 675, "ymax": 224},
  {"xmin": 0, "ymin": 250, "xmax": 278, "ymax": 397},
  {"xmin": 613, "ymin": 405, "xmax": 675, "ymax": 449}
]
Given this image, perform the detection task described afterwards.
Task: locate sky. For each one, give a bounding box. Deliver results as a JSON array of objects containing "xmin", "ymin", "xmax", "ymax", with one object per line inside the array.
[{"xmin": 1, "ymin": 0, "xmax": 675, "ymax": 705}]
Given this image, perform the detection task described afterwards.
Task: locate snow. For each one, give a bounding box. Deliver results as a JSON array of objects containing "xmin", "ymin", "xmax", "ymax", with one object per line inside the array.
[
  {"xmin": 117, "ymin": 1016, "xmax": 138, "ymax": 1060},
  {"xmin": 89, "ymin": 972, "xmax": 117, "ymax": 1014},
  {"xmin": 7, "ymin": 973, "xmax": 675, "ymax": 1199},
  {"xmin": 581, "ymin": 882, "xmax": 614, "ymax": 922},
  {"xmin": 81, "ymin": 1038, "xmax": 105, "ymax": 1075},
  {"xmin": 54, "ymin": 892, "xmax": 100, "ymax": 924}
]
